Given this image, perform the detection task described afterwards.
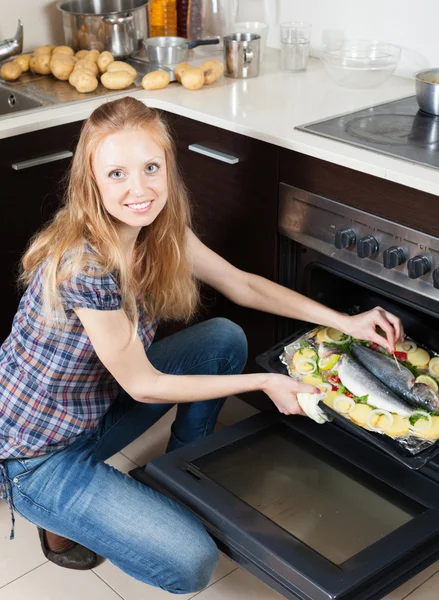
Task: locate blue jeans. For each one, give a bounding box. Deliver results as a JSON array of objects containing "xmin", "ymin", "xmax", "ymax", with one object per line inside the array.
[{"xmin": 4, "ymin": 318, "xmax": 248, "ymax": 594}]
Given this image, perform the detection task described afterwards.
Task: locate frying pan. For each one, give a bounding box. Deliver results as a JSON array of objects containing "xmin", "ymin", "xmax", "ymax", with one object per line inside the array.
[{"xmin": 142, "ymin": 36, "xmax": 219, "ymax": 65}]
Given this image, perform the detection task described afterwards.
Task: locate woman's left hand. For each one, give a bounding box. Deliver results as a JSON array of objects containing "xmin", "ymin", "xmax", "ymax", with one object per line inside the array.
[{"xmin": 339, "ymin": 307, "xmax": 404, "ymax": 351}]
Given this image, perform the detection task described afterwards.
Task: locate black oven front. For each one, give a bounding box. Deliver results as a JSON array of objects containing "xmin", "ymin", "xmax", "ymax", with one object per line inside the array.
[{"xmin": 131, "ymin": 185, "xmax": 439, "ymax": 600}]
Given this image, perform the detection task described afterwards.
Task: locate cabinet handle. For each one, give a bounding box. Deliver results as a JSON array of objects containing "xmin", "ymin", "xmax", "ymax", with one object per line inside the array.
[
  {"xmin": 188, "ymin": 144, "xmax": 239, "ymax": 165},
  {"xmin": 11, "ymin": 151, "xmax": 73, "ymax": 171}
]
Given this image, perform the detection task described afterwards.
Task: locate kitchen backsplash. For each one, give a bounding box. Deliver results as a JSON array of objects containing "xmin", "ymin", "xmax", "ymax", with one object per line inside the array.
[
  {"xmin": 238, "ymin": 0, "xmax": 438, "ymax": 77},
  {"xmin": 1, "ymin": 0, "xmax": 437, "ymax": 78}
]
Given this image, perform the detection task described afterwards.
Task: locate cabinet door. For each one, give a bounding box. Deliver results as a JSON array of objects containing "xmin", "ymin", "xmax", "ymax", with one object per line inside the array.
[
  {"xmin": 164, "ymin": 112, "xmax": 279, "ymax": 377},
  {"xmin": 0, "ymin": 121, "xmax": 83, "ymax": 342}
]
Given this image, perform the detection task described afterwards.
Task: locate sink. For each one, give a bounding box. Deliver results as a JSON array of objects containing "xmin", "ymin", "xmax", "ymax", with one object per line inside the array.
[{"xmin": 0, "ymin": 85, "xmax": 43, "ymax": 116}]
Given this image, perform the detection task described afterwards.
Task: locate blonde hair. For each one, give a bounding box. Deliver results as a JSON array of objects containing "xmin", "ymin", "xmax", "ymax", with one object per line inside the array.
[{"xmin": 21, "ymin": 97, "xmax": 199, "ymax": 328}]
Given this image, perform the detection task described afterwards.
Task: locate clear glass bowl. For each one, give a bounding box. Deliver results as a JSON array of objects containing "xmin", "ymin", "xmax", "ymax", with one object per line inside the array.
[{"xmin": 321, "ymin": 40, "xmax": 401, "ymax": 88}]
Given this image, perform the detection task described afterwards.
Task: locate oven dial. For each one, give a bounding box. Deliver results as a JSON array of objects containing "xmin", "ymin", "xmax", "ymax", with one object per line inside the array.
[
  {"xmin": 407, "ymin": 255, "xmax": 431, "ymax": 279},
  {"xmin": 357, "ymin": 235, "xmax": 379, "ymax": 259},
  {"xmin": 335, "ymin": 227, "xmax": 356, "ymax": 250},
  {"xmin": 383, "ymin": 246, "xmax": 406, "ymax": 269},
  {"xmin": 433, "ymin": 269, "xmax": 439, "ymax": 289}
]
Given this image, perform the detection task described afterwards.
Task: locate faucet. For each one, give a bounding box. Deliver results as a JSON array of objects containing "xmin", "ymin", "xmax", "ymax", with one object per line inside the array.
[{"xmin": 0, "ymin": 20, "xmax": 23, "ymax": 61}]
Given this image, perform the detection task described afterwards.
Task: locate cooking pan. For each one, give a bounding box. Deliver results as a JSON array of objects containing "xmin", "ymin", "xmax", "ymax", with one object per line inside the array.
[
  {"xmin": 142, "ymin": 36, "xmax": 219, "ymax": 65},
  {"xmin": 414, "ymin": 68, "xmax": 439, "ymax": 116}
]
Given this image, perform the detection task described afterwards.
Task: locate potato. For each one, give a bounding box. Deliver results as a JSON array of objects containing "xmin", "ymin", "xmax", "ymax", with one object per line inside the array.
[
  {"xmin": 408, "ymin": 348, "xmax": 430, "ymax": 368},
  {"xmin": 349, "ymin": 404, "xmax": 379, "ymax": 427},
  {"xmin": 323, "ymin": 390, "xmax": 339, "ymax": 409},
  {"xmin": 68, "ymin": 66, "xmax": 96, "ymax": 87},
  {"xmin": 200, "ymin": 59, "xmax": 224, "ymax": 84},
  {"xmin": 292, "ymin": 348, "xmax": 316, "ymax": 367},
  {"xmin": 1, "ymin": 61, "xmax": 22, "ymax": 81},
  {"xmin": 181, "ymin": 67, "xmax": 204, "ymax": 90},
  {"xmin": 101, "ymin": 70, "xmax": 135, "ymax": 90},
  {"xmin": 106, "ymin": 61, "xmax": 137, "ymax": 79},
  {"xmin": 302, "ymin": 374, "xmax": 323, "ymax": 387},
  {"xmin": 13, "ymin": 54, "xmax": 31, "ymax": 73},
  {"xmin": 87, "ymin": 49, "xmax": 100, "ymax": 63},
  {"xmin": 50, "ymin": 55, "xmax": 75, "ymax": 80},
  {"xmin": 74, "ymin": 71, "xmax": 98, "ymax": 93},
  {"xmin": 30, "ymin": 54, "xmax": 51, "ymax": 75},
  {"xmin": 34, "ymin": 45, "xmax": 56, "ymax": 56},
  {"xmin": 377, "ymin": 414, "xmax": 409, "ymax": 438},
  {"xmin": 174, "ymin": 61, "xmax": 191, "ymax": 83},
  {"xmin": 417, "ymin": 416, "xmax": 439, "ymax": 440},
  {"xmin": 75, "ymin": 59, "xmax": 99, "ymax": 77},
  {"xmin": 141, "ymin": 70, "xmax": 170, "ymax": 90},
  {"xmin": 75, "ymin": 49, "xmax": 89, "ymax": 60},
  {"xmin": 52, "ymin": 45, "xmax": 75, "ymax": 57},
  {"xmin": 97, "ymin": 50, "xmax": 114, "ymax": 74}
]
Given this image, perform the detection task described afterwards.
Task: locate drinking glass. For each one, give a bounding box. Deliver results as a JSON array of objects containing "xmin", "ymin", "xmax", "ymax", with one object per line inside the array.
[{"xmin": 280, "ymin": 21, "xmax": 311, "ymax": 72}]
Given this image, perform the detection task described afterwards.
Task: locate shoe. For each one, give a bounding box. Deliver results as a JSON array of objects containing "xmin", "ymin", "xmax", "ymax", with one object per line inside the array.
[{"xmin": 37, "ymin": 527, "xmax": 97, "ymax": 570}]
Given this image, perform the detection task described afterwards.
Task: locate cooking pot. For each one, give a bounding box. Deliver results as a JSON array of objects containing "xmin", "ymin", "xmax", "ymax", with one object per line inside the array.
[
  {"xmin": 142, "ymin": 36, "xmax": 219, "ymax": 65},
  {"xmin": 56, "ymin": 0, "xmax": 149, "ymax": 58},
  {"xmin": 415, "ymin": 68, "xmax": 439, "ymax": 116}
]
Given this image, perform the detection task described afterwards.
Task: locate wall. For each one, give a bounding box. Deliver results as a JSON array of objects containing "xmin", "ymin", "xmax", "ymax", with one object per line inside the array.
[
  {"xmin": 237, "ymin": 0, "xmax": 439, "ymax": 77},
  {"xmin": 0, "ymin": 0, "xmax": 64, "ymax": 52}
]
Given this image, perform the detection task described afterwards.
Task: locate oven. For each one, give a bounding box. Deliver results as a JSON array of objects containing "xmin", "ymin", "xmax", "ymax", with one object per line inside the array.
[{"xmin": 131, "ymin": 183, "xmax": 439, "ymax": 600}]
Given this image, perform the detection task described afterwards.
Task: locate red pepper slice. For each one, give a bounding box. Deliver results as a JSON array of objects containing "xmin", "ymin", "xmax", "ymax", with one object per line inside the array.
[
  {"xmin": 345, "ymin": 392, "xmax": 354, "ymax": 398},
  {"xmin": 394, "ymin": 351, "xmax": 407, "ymax": 361},
  {"xmin": 331, "ymin": 385, "xmax": 339, "ymax": 391},
  {"xmin": 328, "ymin": 375, "xmax": 341, "ymax": 385}
]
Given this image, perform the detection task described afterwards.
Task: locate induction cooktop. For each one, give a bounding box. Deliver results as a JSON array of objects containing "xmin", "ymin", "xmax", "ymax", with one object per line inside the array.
[{"xmin": 296, "ymin": 96, "xmax": 439, "ymax": 171}]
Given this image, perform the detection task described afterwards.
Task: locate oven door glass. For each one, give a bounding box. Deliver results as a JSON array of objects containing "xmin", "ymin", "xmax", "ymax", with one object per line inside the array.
[{"xmin": 131, "ymin": 411, "xmax": 439, "ymax": 600}]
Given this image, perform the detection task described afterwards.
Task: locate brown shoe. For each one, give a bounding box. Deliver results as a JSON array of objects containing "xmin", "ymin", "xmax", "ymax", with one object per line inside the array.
[{"xmin": 37, "ymin": 527, "xmax": 97, "ymax": 570}]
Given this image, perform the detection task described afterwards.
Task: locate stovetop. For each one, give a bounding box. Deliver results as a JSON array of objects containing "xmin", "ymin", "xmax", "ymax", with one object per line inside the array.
[{"xmin": 296, "ymin": 96, "xmax": 439, "ymax": 171}]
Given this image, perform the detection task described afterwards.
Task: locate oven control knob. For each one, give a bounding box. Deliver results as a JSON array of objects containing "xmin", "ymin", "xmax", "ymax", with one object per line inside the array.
[
  {"xmin": 407, "ymin": 255, "xmax": 431, "ymax": 279},
  {"xmin": 335, "ymin": 227, "xmax": 356, "ymax": 250},
  {"xmin": 433, "ymin": 269, "xmax": 439, "ymax": 289},
  {"xmin": 357, "ymin": 235, "xmax": 379, "ymax": 259},
  {"xmin": 383, "ymin": 246, "xmax": 406, "ymax": 269}
]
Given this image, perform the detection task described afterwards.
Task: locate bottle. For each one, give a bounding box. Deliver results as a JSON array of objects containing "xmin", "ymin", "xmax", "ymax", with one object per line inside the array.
[
  {"xmin": 148, "ymin": 0, "xmax": 178, "ymax": 37},
  {"xmin": 177, "ymin": 0, "xmax": 202, "ymax": 40},
  {"xmin": 177, "ymin": 0, "xmax": 189, "ymax": 38}
]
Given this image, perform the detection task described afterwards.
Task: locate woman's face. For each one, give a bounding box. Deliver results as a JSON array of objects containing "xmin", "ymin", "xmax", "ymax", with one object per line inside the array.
[{"xmin": 93, "ymin": 128, "xmax": 168, "ymax": 235}]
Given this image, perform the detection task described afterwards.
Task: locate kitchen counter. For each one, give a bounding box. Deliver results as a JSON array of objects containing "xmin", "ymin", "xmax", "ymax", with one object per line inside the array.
[{"xmin": 2, "ymin": 48, "xmax": 438, "ymax": 198}]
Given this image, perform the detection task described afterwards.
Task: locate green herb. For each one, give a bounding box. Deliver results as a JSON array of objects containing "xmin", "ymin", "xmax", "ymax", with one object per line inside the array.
[
  {"xmin": 330, "ymin": 370, "xmax": 338, "ymax": 377},
  {"xmin": 337, "ymin": 384, "xmax": 348, "ymax": 395},
  {"xmin": 409, "ymin": 413, "xmax": 429, "ymax": 425},
  {"xmin": 355, "ymin": 394, "xmax": 369, "ymax": 404}
]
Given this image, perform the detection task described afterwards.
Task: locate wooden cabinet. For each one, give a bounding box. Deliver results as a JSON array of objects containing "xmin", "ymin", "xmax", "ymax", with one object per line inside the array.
[
  {"xmin": 0, "ymin": 121, "xmax": 83, "ymax": 342},
  {"xmin": 162, "ymin": 112, "xmax": 279, "ymax": 377}
]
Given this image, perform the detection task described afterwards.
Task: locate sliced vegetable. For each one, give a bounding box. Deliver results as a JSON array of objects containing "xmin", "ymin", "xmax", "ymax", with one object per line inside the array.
[
  {"xmin": 333, "ymin": 395, "xmax": 355, "ymax": 414},
  {"xmin": 366, "ymin": 409, "xmax": 394, "ymax": 432},
  {"xmin": 318, "ymin": 354, "xmax": 340, "ymax": 371},
  {"xmin": 407, "ymin": 348, "xmax": 430, "ymax": 368},
  {"xmin": 428, "ymin": 357, "xmax": 439, "ymax": 379},
  {"xmin": 302, "ymin": 374, "xmax": 323, "ymax": 386},
  {"xmin": 409, "ymin": 410, "xmax": 433, "ymax": 432},
  {"xmin": 415, "ymin": 416, "xmax": 439, "ymax": 440},
  {"xmin": 292, "ymin": 348, "xmax": 317, "ymax": 366},
  {"xmin": 323, "ymin": 390, "xmax": 338, "ymax": 408},
  {"xmin": 316, "ymin": 328, "xmax": 328, "ymax": 344},
  {"xmin": 349, "ymin": 404, "xmax": 380, "ymax": 427},
  {"xmin": 296, "ymin": 393, "xmax": 328, "ymax": 424},
  {"xmin": 323, "ymin": 328, "xmax": 351, "ymax": 344},
  {"xmin": 318, "ymin": 383, "xmax": 333, "ymax": 394},
  {"xmin": 396, "ymin": 340, "xmax": 417, "ymax": 354},
  {"xmin": 378, "ymin": 414, "xmax": 409, "ymax": 438},
  {"xmin": 295, "ymin": 357, "xmax": 317, "ymax": 375},
  {"xmin": 416, "ymin": 375, "xmax": 439, "ymax": 392}
]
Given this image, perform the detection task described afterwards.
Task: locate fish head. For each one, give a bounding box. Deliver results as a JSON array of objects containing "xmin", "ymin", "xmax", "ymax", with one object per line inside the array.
[{"xmin": 411, "ymin": 383, "xmax": 439, "ymax": 412}]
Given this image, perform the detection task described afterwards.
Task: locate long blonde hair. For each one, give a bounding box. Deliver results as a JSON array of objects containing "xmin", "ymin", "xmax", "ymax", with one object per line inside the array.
[{"xmin": 21, "ymin": 97, "xmax": 199, "ymax": 328}]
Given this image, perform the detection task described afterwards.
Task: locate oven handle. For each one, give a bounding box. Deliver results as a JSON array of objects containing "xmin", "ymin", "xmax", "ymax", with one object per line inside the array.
[
  {"xmin": 188, "ymin": 144, "xmax": 240, "ymax": 165},
  {"xmin": 11, "ymin": 150, "xmax": 73, "ymax": 171}
]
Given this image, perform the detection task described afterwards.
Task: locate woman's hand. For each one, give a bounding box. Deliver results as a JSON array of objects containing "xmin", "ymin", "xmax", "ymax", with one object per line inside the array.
[
  {"xmin": 262, "ymin": 374, "xmax": 319, "ymax": 415},
  {"xmin": 338, "ymin": 307, "xmax": 404, "ymax": 351}
]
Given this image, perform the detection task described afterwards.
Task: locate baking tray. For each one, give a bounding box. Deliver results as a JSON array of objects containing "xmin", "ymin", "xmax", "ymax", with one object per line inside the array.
[{"xmin": 256, "ymin": 329, "xmax": 439, "ymax": 470}]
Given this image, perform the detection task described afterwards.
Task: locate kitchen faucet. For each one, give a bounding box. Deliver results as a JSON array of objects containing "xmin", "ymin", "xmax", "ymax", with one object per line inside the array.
[{"xmin": 0, "ymin": 20, "xmax": 23, "ymax": 61}]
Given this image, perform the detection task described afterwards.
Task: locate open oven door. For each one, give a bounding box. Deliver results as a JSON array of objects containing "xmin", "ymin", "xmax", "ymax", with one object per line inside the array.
[{"xmin": 130, "ymin": 345, "xmax": 439, "ymax": 600}]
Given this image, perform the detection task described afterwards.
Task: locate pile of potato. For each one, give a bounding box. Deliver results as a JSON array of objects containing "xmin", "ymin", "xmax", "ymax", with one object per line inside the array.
[
  {"xmin": 0, "ymin": 45, "xmax": 137, "ymax": 93},
  {"xmin": 142, "ymin": 58, "xmax": 224, "ymax": 91}
]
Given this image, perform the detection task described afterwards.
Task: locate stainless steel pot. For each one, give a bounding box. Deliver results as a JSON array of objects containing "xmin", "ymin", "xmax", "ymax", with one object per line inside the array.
[
  {"xmin": 142, "ymin": 36, "xmax": 219, "ymax": 65},
  {"xmin": 414, "ymin": 68, "xmax": 439, "ymax": 116},
  {"xmin": 56, "ymin": 0, "xmax": 149, "ymax": 58}
]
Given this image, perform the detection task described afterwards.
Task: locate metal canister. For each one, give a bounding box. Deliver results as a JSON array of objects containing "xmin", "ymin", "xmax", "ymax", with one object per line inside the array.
[{"xmin": 223, "ymin": 33, "xmax": 260, "ymax": 79}]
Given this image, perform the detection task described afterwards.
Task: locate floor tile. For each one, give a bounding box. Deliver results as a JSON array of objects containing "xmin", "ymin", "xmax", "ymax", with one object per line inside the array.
[
  {"xmin": 0, "ymin": 562, "xmax": 121, "ymax": 600},
  {"xmin": 217, "ymin": 396, "xmax": 259, "ymax": 427},
  {"xmin": 94, "ymin": 551, "xmax": 237, "ymax": 600},
  {"xmin": 193, "ymin": 567, "xmax": 281, "ymax": 599},
  {"xmin": 0, "ymin": 502, "xmax": 46, "ymax": 588},
  {"xmin": 403, "ymin": 567, "xmax": 439, "ymax": 599}
]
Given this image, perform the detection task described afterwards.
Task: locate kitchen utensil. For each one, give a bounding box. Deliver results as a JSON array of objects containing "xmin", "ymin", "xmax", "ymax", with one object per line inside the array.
[
  {"xmin": 321, "ymin": 40, "xmax": 401, "ymax": 88},
  {"xmin": 201, "ymin": 0, "xmax": 239, "ymax": 52},
  {"xmin": 0, "ymin": 20, "xmax": 23, "ymax": 61},
  {"xmin": 142, "ymin": 36, "xmax": 219, "ymax": 64},
  {"xmin": 234, "ymin": 21, "xmax": 268, "ymax": 60},
  {"xmin": 224, "ymin": 33, "xmax": 260, "ymax": 79},
  {"xmin": 280, "ymin": 21, "xmax": 311, "ymax": 72},
  {"xmin": 414, "ymin": 69, "xmax": 439, "ymax": 116},
  {"xmin": 56, "ymin": 0, "xmax": 149, "ymax": 58}
]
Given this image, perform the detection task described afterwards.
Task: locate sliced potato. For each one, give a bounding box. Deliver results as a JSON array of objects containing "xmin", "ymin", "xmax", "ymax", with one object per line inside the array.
[
  {"xmin": 408, "ymin": 348, "xmax": 430, "ymax": 368},
  {"xmin": 302, "ymin": 374, "xmax": 323, "ymax": 386},
  {"xmin": 323, "ymin": 390, "xmax": 338, "ymax": 409},
  {"xmin": 1, "ymin": 61, "xmax": 22, "ymax": 81},
  {"xmin": 292, "ymin": 348, "xmax": 317, "ymax": 366},
  {"xmin": 106, "ymin": 61, "xmax": 137, "ymax": 79},
  {"xmin": 349, "ymin": 404, "xmax": 379, "ymax": 427},
  {"xmin": 417, "ymin": 416, "xmax": 439, "ymax": 440},
  {"xmin": 378, "ymin": 414, "xmax": 409, "ymax": 438},
  {"xmin": 141, "ymin": 70, "xmax": 170, "ymax": 90}
]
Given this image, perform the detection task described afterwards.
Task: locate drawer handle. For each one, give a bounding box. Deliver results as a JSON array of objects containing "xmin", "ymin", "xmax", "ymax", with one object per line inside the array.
[
  {"xmin": 188, "ymin": 144, "xmax": 239, "ymax": 165},
  {"xmin": 11, "ymin": 151, "xmax": 73, "ymax": 171}
]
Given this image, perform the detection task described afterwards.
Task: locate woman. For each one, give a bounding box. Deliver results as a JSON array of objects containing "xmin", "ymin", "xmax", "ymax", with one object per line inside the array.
[{"xmin": 0, "ymin": 97, "xmax": 403, "ymax": 593}]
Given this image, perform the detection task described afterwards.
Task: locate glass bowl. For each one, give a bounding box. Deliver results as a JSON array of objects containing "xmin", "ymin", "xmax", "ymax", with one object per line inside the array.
[{"xmin": 321, "ymin": 40, "xmax": 401, "ymax": 88}]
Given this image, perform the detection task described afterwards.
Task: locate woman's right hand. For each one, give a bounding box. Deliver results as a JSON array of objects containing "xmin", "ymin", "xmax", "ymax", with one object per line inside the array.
[{"xmin": 262, "ymin": 373, "xmax": 319, "ymax": 415}]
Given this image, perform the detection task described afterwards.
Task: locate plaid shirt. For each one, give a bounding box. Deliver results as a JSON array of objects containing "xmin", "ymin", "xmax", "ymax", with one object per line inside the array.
[{"xmin": 0, "ymin": 253, "xmax": 156, "ymax": 471}]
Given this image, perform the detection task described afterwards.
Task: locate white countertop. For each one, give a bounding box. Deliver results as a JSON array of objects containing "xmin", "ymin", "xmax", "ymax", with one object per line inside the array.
[{"xmin": 2, "ymin": 48, "xmax": 438, "ymax": 197}]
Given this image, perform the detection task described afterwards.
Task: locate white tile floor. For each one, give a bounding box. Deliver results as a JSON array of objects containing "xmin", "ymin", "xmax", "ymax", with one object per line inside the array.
[{"xmin": 0, "ymin": 396, "xmax": 438, "ymax": 600}]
